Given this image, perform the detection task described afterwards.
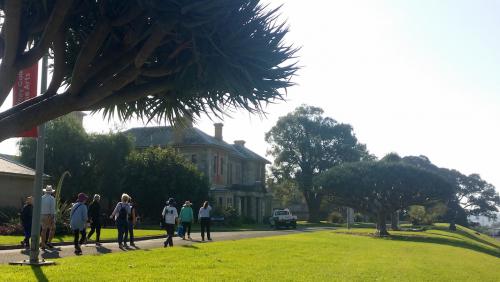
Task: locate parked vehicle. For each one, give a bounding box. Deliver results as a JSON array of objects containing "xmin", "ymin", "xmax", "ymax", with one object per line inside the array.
[{"xmin": 269, "ymin": 208, "xmax": 297, "ymax": 229}]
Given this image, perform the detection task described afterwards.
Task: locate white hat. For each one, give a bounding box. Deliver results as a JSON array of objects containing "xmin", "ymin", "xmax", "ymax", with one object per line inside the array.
[{"xmin": 43, "ymin": 185, "xmax": 55, "ymax": 193}]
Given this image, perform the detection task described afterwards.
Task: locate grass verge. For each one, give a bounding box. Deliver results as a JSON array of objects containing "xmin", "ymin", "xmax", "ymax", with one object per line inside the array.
[{"xmin": 1, "ymin": 226, "xmax": 499, "ymax": 281}]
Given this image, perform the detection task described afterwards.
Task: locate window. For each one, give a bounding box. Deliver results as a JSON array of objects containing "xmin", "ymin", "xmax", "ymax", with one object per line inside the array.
[
  {"xmin": 220, "ymin": 157, "xmax": 224, "ymax": 175},
  {"xmin": 213, "ymin": 155, "xmax": 218, "ymax": 175}
]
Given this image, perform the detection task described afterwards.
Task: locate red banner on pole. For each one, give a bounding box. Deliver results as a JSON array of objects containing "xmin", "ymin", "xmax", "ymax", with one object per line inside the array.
[{"xmin": 13, "ymin": 63, "xmax": 38, "ymax": 137}]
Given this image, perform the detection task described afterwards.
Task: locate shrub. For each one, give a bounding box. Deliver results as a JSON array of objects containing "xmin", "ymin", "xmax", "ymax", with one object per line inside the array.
[
  {"xmin": 328, "ymin": 211, "xmax": 345, "ymax": 223},
  {"xmin": 0, "ymin": 207, "xmax": 20, "ymax": 225},
  {"xmin": 354, "ymin": 213, "xmax": 364, "ymax": 223},
  {"xmin": 0, "ymin": 223, "xmax": 24, "ymax": 235},
  {"xmin": 222, "ymin": 207, "xmax": 242, "ymax": 227}
]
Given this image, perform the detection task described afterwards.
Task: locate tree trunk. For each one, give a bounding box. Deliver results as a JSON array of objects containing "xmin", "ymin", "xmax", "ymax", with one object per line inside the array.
[
  {"xmin": 376, "ymin": 212, "xmax": 390, "ymax": 236},
  {"xmin": 390, "ymin": 211, "xmax": 400, "ymax": 230},
  {"xmin": 307, "ymin": 203, "xmax": 321, "ymax": 223},
  {"xmin": 449, "ymin": 221, "xmax": 457, "ymax": 231}
]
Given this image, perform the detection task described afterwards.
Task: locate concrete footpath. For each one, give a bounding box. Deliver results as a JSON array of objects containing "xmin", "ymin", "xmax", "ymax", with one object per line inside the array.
[{"xmin": 0, "ymin": 227, "xmax": 333, "ymax": 264}]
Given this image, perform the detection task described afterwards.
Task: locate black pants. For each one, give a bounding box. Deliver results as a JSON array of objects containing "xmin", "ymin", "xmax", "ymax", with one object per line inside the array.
[
  {"xmin": 73, "ymin": 229, "xmax": 86, "ymax": 250},
  {"xmin": 200, "ymin": 217, "xmax": 211, "ymax": 240},
  {"xmin": 116, "ymin": 219, "xmax": 128, "ymax": 245},
  {"xmin": 181, "ymin": 222, "xmax": 191, "ymax": 236},
  {"xmin": 125, "ymin": 222, "xmax": 134, "ymax": 244},
  {"xmin": 165, "ymin": 223, "xmax": 175, "ymax": 246},
  {"xmin": 87, "ymin": 220, "xmax": 101, "ymax": 242}
]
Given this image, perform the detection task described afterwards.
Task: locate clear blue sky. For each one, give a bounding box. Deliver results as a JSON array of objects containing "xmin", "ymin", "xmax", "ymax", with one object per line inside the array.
[{"xmin": 1, "ymin": 1, "xmax": 499, "ymax": 192}]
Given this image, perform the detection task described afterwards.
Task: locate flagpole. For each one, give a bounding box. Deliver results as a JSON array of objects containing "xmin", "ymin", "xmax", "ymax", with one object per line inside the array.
[{"xmin": 10, "ymin": 54, "xmax": 54, "ymax": 266}]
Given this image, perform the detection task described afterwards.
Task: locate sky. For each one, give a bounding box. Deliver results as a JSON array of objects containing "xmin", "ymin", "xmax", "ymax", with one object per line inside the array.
[{"xmin": 1, "ymin": 0, "xmax": 499, "ymax": 192}]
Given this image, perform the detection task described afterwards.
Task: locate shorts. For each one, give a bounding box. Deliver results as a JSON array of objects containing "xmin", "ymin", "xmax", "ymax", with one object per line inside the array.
[{"xmin": 41, "ymin": 214, "xmax": 56, "ymax": 230}]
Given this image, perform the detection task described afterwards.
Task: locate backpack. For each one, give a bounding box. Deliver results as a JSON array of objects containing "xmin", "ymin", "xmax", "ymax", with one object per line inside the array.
[{"xmin": 118, "ymin": 203, "xmax": 128, "ymax": 220}]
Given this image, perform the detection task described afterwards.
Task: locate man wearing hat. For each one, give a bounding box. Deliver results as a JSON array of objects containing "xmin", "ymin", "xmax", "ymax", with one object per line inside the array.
[
  {"xmin": 70, "ymin": 193, "xmax": 88, "ymax": 255},
  {"xmin": 40, "ymin": 185, "xmax": 56, "ymax": 249},
  {"xmin": 179, "ymin": 200, "xmax": 194, "ymax": 240}
]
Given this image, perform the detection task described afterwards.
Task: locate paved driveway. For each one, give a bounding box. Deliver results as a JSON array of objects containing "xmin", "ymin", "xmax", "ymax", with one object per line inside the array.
[{"xmin": 1, "ymin": 227, "xmax": 334, "ymax": 264}]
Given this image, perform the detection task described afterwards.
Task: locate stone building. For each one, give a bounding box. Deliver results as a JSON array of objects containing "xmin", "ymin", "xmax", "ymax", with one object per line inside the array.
[{"xmin": 124, "ymin": 122, "xmax": 273, "ymax": 223}]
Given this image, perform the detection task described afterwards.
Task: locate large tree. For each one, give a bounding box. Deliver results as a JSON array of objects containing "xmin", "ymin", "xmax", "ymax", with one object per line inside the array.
[
  {"xmin": 265, "ymin": 105, "xmax": 373, "ymax": 222},
  {"xmin": 18, "ymin": 115, "xmax": 89, "ymax": 199},
  {"xmin": 121, "ymin": 147, "xmax": 209, "ymax": 220},
  {"xmin": 401, "ymin": 155, "xmax": 500, "ymax": 230},
  {"xmin": 318, "ymin": 161, "xmax": 455, "ymax": 236},
  {"xmin": 0, "ymin": 0, "xmax": 297, "ymax": 141},
  {"xmin": 18, "ymin": 115, "xmax": 133, "ymax": 201}
]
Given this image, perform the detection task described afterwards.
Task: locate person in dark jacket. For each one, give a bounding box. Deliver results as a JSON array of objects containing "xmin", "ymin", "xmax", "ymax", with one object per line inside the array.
[
  {"xmin": 20, "ymin": 196, "xmax": 33, "ymax": 248},
  {"xmin": 86, "ymin": 194, "xmax": 102, "ymax": 245},
  {"xmin": 124, "ymin": 198, "xmax": 137, "ymax": 247}
]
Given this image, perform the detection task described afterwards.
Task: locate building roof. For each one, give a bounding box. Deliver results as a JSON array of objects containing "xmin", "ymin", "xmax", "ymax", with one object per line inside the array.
[
  {"xmin": 0, "ymin": 155, "xmax": 36, "ymax": 177},
  {"xmin": 123, "ymin": 126, "xmax": 269, "ymax": 163}
]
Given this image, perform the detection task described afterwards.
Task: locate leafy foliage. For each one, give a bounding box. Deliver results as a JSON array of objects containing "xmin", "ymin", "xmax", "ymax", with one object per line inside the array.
[
  {"xmin": 0, "ymin": 0, "xmax": 298, "ymax": 141},
  {"xmin": 318, "ymin": 161, "xmax": 455, "ymax": 236},
  {"xmin": 121, "ymin": 147, "xmax": 209, "ymax": 220},
  {"xmin": 266, "ymin": 105, "xmax": 373, "ymax": 222}
]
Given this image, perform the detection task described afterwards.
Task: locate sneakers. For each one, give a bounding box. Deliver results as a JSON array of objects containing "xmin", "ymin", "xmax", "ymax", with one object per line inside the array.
[
  {"xmin": 130, "ymin": 242, "xmax": 136, "ymax": 247},
  {"xmin": 163, "ymin": 241, "xmax": 168, "ymax": 248},
  {"xmin": 188, "ymin": 236, "xmax": 192, "ymax": 240},
  {"xmin": 74, "ymin": 248, "xmax": 82, "ymax": 255},
  {"xmin": 118, "ymin": 243, "xmax": 123, "ymax": 248}
]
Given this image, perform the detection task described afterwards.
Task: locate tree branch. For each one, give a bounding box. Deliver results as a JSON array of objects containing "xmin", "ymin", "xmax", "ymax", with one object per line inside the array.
[
  {"xmin": 85, "ymin": 79, "xmax": 174, "ymax": 110},
  {"xmin": 16, "ymin": 0, "xmax": 73, "ymax": 70},
  {"xmin": 0, "ymin": 0, "xmax": 22, "ymax": 104},
  {"xmin": 111, "ymin": 6, "xmax": 144, "ymax": 26},
  {"xmin": 134, "ymin": 24, "xmax": 167, "ymax": 68},
  {"xmin": 69, "ymin": 21, "xmax": 111, "ymax": 94},
  {"xmin": 47, "ymin": 28, "xmax": 66, "ymax": 95}
]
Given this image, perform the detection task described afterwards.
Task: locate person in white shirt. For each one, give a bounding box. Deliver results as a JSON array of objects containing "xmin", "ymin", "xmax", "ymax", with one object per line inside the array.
[
  {"xmin": 198, "ymin": 201, "xmax": 212, "ymax": 241},
  {"xmin": 40, "ymin": 185, "xmax": 56, "ymax": 249},
  {"xmin": 162, "ymin": 198, "xmax": 178, "ymax": 247}
]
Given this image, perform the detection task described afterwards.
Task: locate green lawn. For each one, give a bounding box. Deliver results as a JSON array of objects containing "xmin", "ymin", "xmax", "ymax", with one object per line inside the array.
[
  {"xmin": 0, "ymin": 228, "xmax": 165, "ymax": 246},
  {"xmin": 1, "ymin": 226, "xmax": 499, "ymax": 281}
]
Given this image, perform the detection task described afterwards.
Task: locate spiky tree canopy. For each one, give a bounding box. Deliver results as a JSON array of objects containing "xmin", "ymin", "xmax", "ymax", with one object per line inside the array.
[{"xmin": 0, "ymin": 0, "xmax": 297, "ymax": 141}]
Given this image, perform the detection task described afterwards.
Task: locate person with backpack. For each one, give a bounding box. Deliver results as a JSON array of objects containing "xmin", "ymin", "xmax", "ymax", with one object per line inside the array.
[
  {"xmin": 124, "ymin": 198, "xmax": 137, "ymax": 247},
  {"xmin": 110, "ymin": 193, "xmax": 131, "ymax": 248},
  {"xmin": 179, "ymin": 200, "xmax": 194, "ymax": 240},
  {"xmin": 198, "ymin": 201, "xmax": 212, "ymax": 241},
  {"xmin": 161, "ymin": 198, "xmax": 178, "ymax": 247},
  {"xmin": 20, "ymin": 196, "xmax": 33, "ymax": 248},
  {"xmin": 70, "ymin": 193, "xmax": 88, "ymax": 255},
  {"xmin": 86, "ymin": 194, "xmax": 102, "ymax": 245}
]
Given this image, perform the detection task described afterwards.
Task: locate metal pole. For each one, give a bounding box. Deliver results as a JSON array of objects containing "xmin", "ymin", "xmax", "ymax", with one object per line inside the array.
[{"xmin": 29, "ymin": 55, "xmax": 48, "ymax": 263}]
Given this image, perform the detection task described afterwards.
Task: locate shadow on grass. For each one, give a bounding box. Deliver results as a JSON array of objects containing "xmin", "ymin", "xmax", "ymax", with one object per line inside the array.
[
  {"xmin": 388, "ymin": 234, "xmax": 500, "ymax": 258},
  {"xmin": 41, "ymin": 249, "xmax": 61, "ymax": 260},
  {"xmin": 31, "ymin": 265, "xmax": 48, "ymax": 282},
  {"xmin": 181, "ymin": 244, "xmax": 199, "ymax": 249},
  {"xmin": 432, "ymin": 225, "xmax": 500, "ymax": 250},
  {"xmin": 96, "ymin": 245, "xmax": 112, "ymax": 254}
]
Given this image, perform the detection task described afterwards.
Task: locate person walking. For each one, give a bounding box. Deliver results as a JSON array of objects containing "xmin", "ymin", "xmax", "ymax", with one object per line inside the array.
[
  {"xmin": 162, "ymin": 198, "xmax": 178, "ymax": 247},
  {"xmin": 40, "ymin": 185, "xmax": 56, "ymax": 249},
  {"xmin": 70, "ymin": 193, "xmax": 88, "ymax": 255},
  {"xmin": 110, "ymin": 193, "xmax": 131, "ymax": 248},
  {"xmin": 179, "ymin": 201, "xmax": 194, "ymax": 240},
  {"xmin": 199, "ymin": 201, "xmax": 212, "ymax": 241},
  {"xmin": 87, "ymin": 194, "xmax": 102, "ymax": 245},
  {"xmin": 20, "ymin": 196, "xmax": 33, "ymax": 248},
  {"xmin": 125, "ymin": 198, "xmax": 137, "ymax": 247}
]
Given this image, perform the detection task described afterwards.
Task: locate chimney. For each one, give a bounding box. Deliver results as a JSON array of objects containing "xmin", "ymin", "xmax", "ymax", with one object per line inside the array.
[
  {"xmin": 234, "ymin": 140, "xmax": 245, "ymax": 147},
  {"xmin": 214, "ymin": 123, "xmax": 223, "ymax": 140},
  {"xmin": 173, "ymin": 115, "xmax": 193, "ymax": 144}
]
